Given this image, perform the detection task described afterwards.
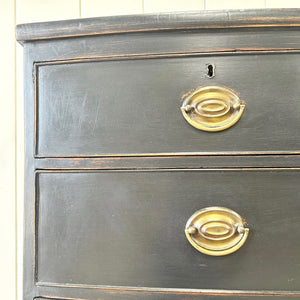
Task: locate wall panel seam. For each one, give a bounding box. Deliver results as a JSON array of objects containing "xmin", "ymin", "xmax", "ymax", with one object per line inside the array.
[{"xmin": 14, "ymin": 0, "xmax": 17, "ymax": 299}]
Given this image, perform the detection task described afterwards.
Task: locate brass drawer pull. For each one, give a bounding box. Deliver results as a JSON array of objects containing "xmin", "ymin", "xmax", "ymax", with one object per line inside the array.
[
  {"xmin": 185, "ymin": 207, "xmax": 249, "ymax": 256},
  {"xmin": 181, "ymin": 86, "xmax": 245, "ymax": 132}
]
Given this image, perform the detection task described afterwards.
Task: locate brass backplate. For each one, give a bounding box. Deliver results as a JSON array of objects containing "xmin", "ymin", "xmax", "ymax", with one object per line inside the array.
[
  {"xmin": 185, "ymin": 207, "xmax": 249, "ymax": 256},
  {"xmin": 181, "ymin": 86, "xmax": 245, "ymax": 132}
]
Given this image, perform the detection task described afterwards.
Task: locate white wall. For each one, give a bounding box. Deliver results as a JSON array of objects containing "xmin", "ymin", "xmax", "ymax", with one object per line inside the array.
[{"xmin": 1, "ymin": 1, "xmax": 299, "ymax": 300}]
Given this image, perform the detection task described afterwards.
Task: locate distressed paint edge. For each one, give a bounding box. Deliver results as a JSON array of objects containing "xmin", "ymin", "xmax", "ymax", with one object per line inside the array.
[
  {"xmin": 16, "ymin": 9, "xmax": 300, "ymax": 45},
  {"xmin": 34, "ymin": 281, "xmax": 300, "ymax": 296}
]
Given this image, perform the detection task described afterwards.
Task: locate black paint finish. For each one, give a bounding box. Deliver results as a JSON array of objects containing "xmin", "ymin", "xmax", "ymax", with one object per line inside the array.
[
  {"xmin": 15, "ymin": 9, "xmax": 300, "ymax": 44},
  {"xmin": 17, "ymin": 9, "xmax": 300, "ymax": 300},
  {"xmin": 36, "ymin": 170, "xmax": 300, "ymax": 291},
  {"xmin": 36, "ymin": 53, "xmax": 300, "ymax": 156}
]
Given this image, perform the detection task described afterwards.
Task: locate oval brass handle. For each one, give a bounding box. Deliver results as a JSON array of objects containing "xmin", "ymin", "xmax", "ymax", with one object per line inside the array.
[
  {"xmin": 185, "ymin": 207, "xmax": 249, "ymax": 256},
  {"xmin": 181, "ymin": 86, "xmax": 245, "ymax": 132}
]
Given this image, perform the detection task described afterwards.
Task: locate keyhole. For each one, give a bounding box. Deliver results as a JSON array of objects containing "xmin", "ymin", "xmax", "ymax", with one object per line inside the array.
[{"xmin": 207, "ymin": 64, "xmax": 215, "ymax": 78}]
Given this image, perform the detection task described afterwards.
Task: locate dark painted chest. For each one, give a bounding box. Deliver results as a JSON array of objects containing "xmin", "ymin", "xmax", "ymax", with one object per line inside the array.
[{"xmin": 17, "ymin": 9, "xmax": 300, "ymax": 300}]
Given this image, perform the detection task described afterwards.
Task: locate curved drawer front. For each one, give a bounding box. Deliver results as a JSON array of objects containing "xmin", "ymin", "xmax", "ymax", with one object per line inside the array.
[
  {"xmin": 36, "ymin": 53, "xmax": 300, "ymax": 157},
  {"xmin": 36, "ymin": 169, "xmax": 300, "ymax": 291}
]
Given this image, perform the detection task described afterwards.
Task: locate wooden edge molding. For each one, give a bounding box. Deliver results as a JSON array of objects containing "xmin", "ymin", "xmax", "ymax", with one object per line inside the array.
[
  {"xmin": 34, "ymin": 283, "xmax": 300, "ymax": 297},
  {"xmin": 16, "ymin": 9, "xmax": 300, "ymax": 45},
  {"xmin": 34, "ymin": 155, "xmax": 300, "ymax": 170}
]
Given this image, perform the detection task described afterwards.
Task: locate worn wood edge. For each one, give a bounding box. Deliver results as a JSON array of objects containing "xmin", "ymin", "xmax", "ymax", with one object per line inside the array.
[
  {"xmin": 34, "ymin": 152, "xmax": 300, "ymax": 159},
  {"xmin": 33, "ymin": 156, "xmax": 300, "ymax": 170},
  {"xmin": 16, "ymin": 9, "xmax": 300, "ymax": 45},
  {"xmin": 33, "ymin": 49, "xmax": 300, "ymax": 66},
  {"xmin": 34, "ymin": 173, "xmax": 39, "ymax": 284},
  {"xmin": 35, "ymin": 168, "xmax": 300, "ymax": 173},
  {"xmin": 34, "ymin": 282, "xmax": 300, "ymax": 297}
]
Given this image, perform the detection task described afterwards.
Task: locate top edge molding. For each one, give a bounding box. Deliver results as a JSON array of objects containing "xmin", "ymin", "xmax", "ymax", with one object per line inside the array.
[{"xmin": 16, "ymin": 9, "xmax": 300, "ymax": 45}]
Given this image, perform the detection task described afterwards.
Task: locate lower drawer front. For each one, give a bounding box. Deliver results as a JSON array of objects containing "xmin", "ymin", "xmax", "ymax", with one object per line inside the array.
[{"xmin": 36, "ymin": 170, "xmax": 300, "ymax": 291}]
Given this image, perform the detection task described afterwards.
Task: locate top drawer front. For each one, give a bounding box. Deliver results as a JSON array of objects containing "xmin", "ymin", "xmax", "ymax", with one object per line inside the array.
[{"xmin": 36, "ymin": 52, "xmax": 300, "ymax": 157}]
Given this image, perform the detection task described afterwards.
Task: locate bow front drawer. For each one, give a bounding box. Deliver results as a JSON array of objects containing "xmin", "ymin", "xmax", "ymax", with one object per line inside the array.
[
  {"xmin": 36, "ymin": 53, "xmax": 300, "ymax": 157},
  {"xmin": 36, "ymin": 169, "xmax": 300, "ymax": 291}
]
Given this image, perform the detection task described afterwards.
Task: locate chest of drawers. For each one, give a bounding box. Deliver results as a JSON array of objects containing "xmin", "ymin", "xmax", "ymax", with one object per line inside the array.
[{"xmin": 17, "ymin": 9, "xmax": 300, "ymax": 300}]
